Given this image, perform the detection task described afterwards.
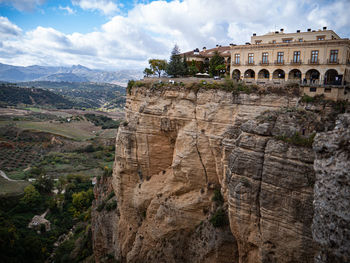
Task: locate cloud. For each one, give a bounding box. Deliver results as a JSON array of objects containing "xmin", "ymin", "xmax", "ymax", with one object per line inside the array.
[
  {"xmin": 0, "ymin": 0, "xmax": 46, "ymax": 11},
  {"xmin": 59, "ymin": 5, "xmax": 76, "ymax": 15},
  {"xmin": 0, "ymin": 16, "xmax": 22, "ymax": 38},
  {"xmin": 0, "ymin": 0, "xmax": 349, "ymax": 70},
  {"xmin": 72, "ymin": 0, "xmax": 119, "ymax": 15}
]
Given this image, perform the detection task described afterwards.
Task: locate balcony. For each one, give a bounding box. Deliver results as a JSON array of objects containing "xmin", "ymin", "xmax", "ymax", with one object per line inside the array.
[
  {"xmin": 232, "ymin": 61, "xmax": 241, "ymax": 66},
  {"xmin": 274, "ymin": 60, "xmax": 284, "ymax": 65},
  {"xmin": 327, "ymin": 58, "xmax": 339, "ymax": 64},
  {"xmin": 290, "ymin": 60, "xmax": 302, "ymax": 65},
  {"xmin": 259, "ymin": 61, "xmax": 269, "ymax": 66},
  {"xmin": 245, "ymin": 61, "xmax": 255, "ymax": 66},
  {"xmin": 308, "ymin": 59, "xmax": 319, "ymax": 65}
]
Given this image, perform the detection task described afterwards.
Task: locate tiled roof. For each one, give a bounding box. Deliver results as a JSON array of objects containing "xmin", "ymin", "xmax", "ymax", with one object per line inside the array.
[{"xmin": 182, "ymin": 46, "xmax": 231, "ymax": 58}]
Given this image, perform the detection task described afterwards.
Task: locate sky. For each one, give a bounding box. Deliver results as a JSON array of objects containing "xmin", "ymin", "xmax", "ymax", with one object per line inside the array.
[{"xmin": 0, "ymin": 0, "xmax": 349, "ymax": 71}]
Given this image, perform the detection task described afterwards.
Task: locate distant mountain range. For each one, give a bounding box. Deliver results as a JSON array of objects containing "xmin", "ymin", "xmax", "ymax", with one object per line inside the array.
[{"xmin": 0, "ymin": 63, "xmax": 143, "ymax": 86}]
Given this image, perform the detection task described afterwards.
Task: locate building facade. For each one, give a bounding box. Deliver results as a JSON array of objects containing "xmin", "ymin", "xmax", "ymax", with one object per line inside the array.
[{"xmin": 230, "ymin": 28, "xmax": 350, "ymax": 86}]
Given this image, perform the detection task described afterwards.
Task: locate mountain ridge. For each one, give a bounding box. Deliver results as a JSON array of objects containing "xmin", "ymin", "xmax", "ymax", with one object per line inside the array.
[{"xmin": 0, "ymin": 62, "xmax": 142, "ymax": 85}]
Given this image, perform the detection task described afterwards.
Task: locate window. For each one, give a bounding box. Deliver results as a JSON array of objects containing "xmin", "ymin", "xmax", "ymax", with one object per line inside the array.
[
  {"xmin": 298, "ymin": 38, "xmax": 303, "ymax": 42},
  {"xmin": 311, "ymin": 50, "xmax": 319, "ymax": 63},
  {"xmin": 272, "ymin": 40, "xmax": 276, "ymax": 44},
  {"xmin": 293, "ymin": 51, "xmax": 301, "ymax": 63},
  {"xmin": 255, "ymin": 40, "xmax": 262, "ymax": 44},
  {"xmin": 234, "ymin": 54, "xmax": 240, "ymax": 64},
  {"xmin": 262, "ymin": 52, "xmax": 268, "ymax": 64},
  {"xmin": 277, "ymin": 52, "xmax": 284, "ymax": 63},
  {"xmin": 282, "ymin": 38, "xmax": 292, "ymax": 43},
  {"xmin": 324, "ymin": 87, "xmax": 332, "ymax": 93},
  {"xmin": 248, "ymin": 53, "xmax": 254, "ymax": 64},
  {"xmin": 330, "ymin": 50, "xmax": 338, "ymax": 63},
  {"xmin": 309, "ymin": 87, "xmax": 316, "ymax": 92},
  {"xmin": 317, "ymin": 36, "xmax": 325, "ymax": 41}
]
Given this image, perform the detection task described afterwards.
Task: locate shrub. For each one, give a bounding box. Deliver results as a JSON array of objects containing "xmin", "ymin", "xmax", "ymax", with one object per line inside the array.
[
  {"xmin": 96, "ymin": 201, "xmax": 105, "ymax": 212},
  {"xmin": 127, "ymin": 80, "xmax": 135, "ymax": 95},
  {"xmin": 275, "ymin": 132, "xmax": 316, "ymax": 148},
  {"xmin": 107, "ymin": 191, "xmax": 115, "ymax": 200},
  {"xmin": 209, "ymin": 208, "xmax": 228, "ymax": 228},
  {"xmin": 105, "ymin": 200, "xmax": 117, "ymax": 211},
  {"xmin": 212, "ymin": 189, "xmax": 224, "ymax": 205}
]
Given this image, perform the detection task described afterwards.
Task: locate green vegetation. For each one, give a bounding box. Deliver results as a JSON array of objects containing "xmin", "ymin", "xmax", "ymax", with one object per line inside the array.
[
  {"xmin": 18, "ymin": 81, "xmax": 126, "ymax": 110},
  {"xmin": 0, "ymin": 172, "xmax": 94, "ymax": 262},
  {"xmin": 147, "ymin": 59, "xmax": 167, "ymax": 78},
  {"xmin": 275, "ymin": 132, "xmax": 316, "ymax": 148},
  {"xmin": 209, "ymin": 51, "xmax": 225, "ymax": 77},
  {"xmin": 212, "ymin": 189, "xmax": 224, "ymax": 205},
  {"xmin": 0, "ymin": 83, "xmax": 75, "ymax": 109},
  {"xmin": 209, "ymin": 208, "xmax": 229, "ymax": 228},
  {"xmin": 84, "ymin": 113, "xmax": 121, "ymax": 129},
  {"xmin": 166, "ymin": 44, "xmax": 186, "ymax": 77}
]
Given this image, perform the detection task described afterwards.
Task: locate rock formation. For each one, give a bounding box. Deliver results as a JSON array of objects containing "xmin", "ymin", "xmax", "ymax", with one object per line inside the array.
[
  {"xmin": 92, "ymin": 84, "xmax": 347, "ymax": 263},
  {"xmin": 313, "ymin": 113, "xmax": 350, "ymax": 263}
]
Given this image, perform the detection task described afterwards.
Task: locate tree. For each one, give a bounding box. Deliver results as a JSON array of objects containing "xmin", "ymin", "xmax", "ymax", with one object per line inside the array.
[
  {"xmin": 188, "ymin": 60, "xmax": 199, "ymax": 76},
  {"xmin": 183, "ymin": 54, "xmax": 188, "ymax": 76},
  {"xmin": 34, "ymin": 175, "xmax": 53, "ymax": 194},
  {"xmin": 21, "ymin": 185, "xmax": 41, "ymax": 208},
  {"xmin": 209, "ymin": 51, "xmax": 225, "ymax": 76},
  {"xmin": 166, "ymin": 45, "xmax": 186, "ymax": 77},
  {"xmin": 148, "ymin": 59, "xmax": 167, "ymax": 78},
  {"xmin": 143, "ymin": 68, "xmax": 153, "ymax": 77}
]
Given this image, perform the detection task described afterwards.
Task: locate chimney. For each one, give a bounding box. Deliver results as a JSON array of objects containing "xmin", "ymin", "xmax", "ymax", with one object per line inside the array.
[
  {"xmin": 307, "ymin": 28, "xmax": 311, "ymax": 32},
  {"xmin": 275, "ymin": 31, "xmax": 279, "ymax": 34},
  {"xmin": 216, "ymin": 44, "xmax": 219, "ymax": 47},
  {"xmin": 280, "ymin": 28, "xmax": 284, "ymax": 32},
  {"xmin": 297, "ymin": 30, "xmax": 300, "ymax": 33},
  {"xmin": 323, "ymin": 26, "xmax": 327, "ymax": 30},
  {"xmin": 203, "ymin": 47, "xmax": 206, "ymax": 51},
  {"xmin": 253, "ymin": 33, "xmax": 256, "ymax": 36}
]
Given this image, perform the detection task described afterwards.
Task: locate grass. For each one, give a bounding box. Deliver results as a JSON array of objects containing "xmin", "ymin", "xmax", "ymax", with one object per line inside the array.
[
  {"xmin": 0, "ymin": 176, "xmax": 29, "ymax": 196},
  {"xmin": 275, "ymin": 132, "xmax": 316, "ymax": 148}
]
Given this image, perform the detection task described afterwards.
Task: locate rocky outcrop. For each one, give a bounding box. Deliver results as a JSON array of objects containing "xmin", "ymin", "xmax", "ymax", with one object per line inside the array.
[
  {"xmin": 92, "ymin": 85, "xmax": 345, "ymax": 263},
  {"xmin": 91, "ymin": 175, "xmax": 119, "ymax": 262},
  {"xmin": 313, "ymin": 114, "xmax": 350, "ymax": 263}
]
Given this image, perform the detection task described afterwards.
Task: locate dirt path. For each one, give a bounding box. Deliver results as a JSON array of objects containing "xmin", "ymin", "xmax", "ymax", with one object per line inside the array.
[{"xmin": 0, "ymin": 170, "xmax": 24, "ymax": 181}]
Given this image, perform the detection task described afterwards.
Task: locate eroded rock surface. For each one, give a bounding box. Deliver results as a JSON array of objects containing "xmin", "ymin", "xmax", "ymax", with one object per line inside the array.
[
  {"xmin": 92, "ymin": 85, "xmax": 344, "ymax": 263},
  {"xmin": 313, "ymin": 114, "xmax": 350, "ymax": 263}
]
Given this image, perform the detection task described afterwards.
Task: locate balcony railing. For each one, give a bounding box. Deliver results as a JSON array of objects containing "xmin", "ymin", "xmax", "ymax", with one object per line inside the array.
[
  {"xmin": 308, "ymin": 59, "xmax": 319, "ymax": 65},
  {"xmin": 274, "ymin": 60, "xmax": 284, "ymax": 65},
  {"xmin": 245, "ymin": 61, "xmax": 255, "ymax": 66},
  {"xmin": 232, "ymin": 61, "xmax": 241, "ymax": 66},
  {"xmin": 327, "ymin": 58, "xmax": 339, "ymax": 64},
  {"xmin": 290, "ymin": 60, "xmax": 302, "ymax": 65},
  {"xmin": 259, "ymin": 61, "xmax": 269, "ymax": 66}
]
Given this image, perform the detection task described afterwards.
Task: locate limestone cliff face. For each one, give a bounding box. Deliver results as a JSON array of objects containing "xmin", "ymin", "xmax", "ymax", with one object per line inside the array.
[
  {"xmin": 92, "ymin": 85, "xmax": 341, "ymax": 263},
  {"xmin": 313, "ymin": 113, "xmax": 350, "ymax": 263}
]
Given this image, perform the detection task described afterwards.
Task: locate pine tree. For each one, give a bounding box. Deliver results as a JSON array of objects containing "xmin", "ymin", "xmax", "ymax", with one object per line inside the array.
[{"xmin": 166, "ymin": 45, "xmax": 186, "ymax": 77}]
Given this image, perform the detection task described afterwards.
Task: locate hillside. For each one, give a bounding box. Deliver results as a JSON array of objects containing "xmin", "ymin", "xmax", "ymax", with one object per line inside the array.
[
  {"xmin": 19, "ymin": 81, "xmax": 126, "ymax": 109},
  {"xmin": 0, "ymin": 84, "xmax": 76, "ymax": 108}
]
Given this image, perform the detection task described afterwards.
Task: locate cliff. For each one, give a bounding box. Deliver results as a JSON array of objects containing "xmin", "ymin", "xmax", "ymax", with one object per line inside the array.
[
  {"xmin": 313, "ymin": 113, "xmax": 350, "ymax": 263},
  {"xmin": 92, "ymin": 83, "xmax": 348, "ymax": 263}
]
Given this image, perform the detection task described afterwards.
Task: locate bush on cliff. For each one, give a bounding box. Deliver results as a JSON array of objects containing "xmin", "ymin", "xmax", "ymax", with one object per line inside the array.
[{"xmin": 209, "ymin": 208, "xmax": 229, "ymax": 228}]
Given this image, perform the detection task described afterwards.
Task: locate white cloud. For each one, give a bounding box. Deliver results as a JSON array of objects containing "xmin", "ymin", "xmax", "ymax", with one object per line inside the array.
[
  {"xmin": 72, "ymin": 0, "xmax": 119, "ymax": 15},
  {"xmin": 0, "ymin": 0, "xmax": 46, "ymax": 11},
  {"xmin": 0, "ymin": 16, "xmax": 22, "ymax": 38},
  {"xmin": 59, "ymin": 5, "xmax": 76, "ymax": 15},
  {"xmin": 0, "ymin": 0, "xmax": 349, "ymax": 70}
]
